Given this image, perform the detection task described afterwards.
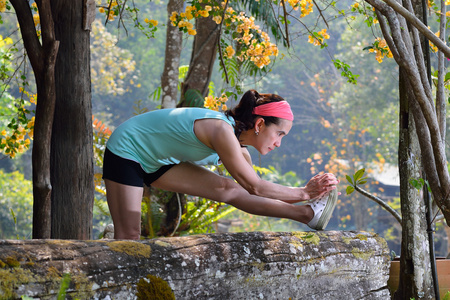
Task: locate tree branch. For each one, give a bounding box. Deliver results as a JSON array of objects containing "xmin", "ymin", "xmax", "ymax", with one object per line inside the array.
[
  {"xmin": 280, "ymin": 0, "xmax": 291, "ymax": 47},
  {"xmin": 354, "ymin": 186, "xmax": 402, "ymax": 224},
  {"xmin": 436, "ymin": 0, "xmax": 446, "ymax": 140},
  {"xmin": 10, "ymin": 0, "xmax": 43, "ymax": 74},
  {"xmin": 380, "ymin": 0, "xmax": 450, "ymax": 58},
  {"xmin": 217, "ymin": 0, "xmax": 230, "ymax": 84}
]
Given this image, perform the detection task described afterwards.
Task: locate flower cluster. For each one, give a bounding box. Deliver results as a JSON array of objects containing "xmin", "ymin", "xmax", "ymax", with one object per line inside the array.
[
  {"xmin": 144, "ymin": 18, "xmax": 158, "ymax": 27},
  {"xmin": 368, "ymin": 38, "xmax": 393, "ymax": 63},
  {"xmin": 98, "ymin": 1, "xmax": 119, "ymax": 21},
  {"xmin": 308, "ymin": 29, "xmax": 330, "ymax": 48},
  {"xmin": 1, "ymin": 117, "xmax": 34, "ymax": 159},
  {"xmin": 230, "ymin": 11, "xmax": 279, "ymax": 68},
  {"xmin": 204, "ymin": 93, "xmax": 229, "ymax": 111},
  {"xmin": 0, "ymin": 0, "xmax": 7, "ymax": 13},
  {"xmin": 170, "ymin": 5, "xmax": 213, "ymax": 35},
  {"xmin": 286, "ymin": 0, "xmax": 314, "ymax": 18},
  {"xmin": 1, "ymin": 88, "xmax": 36, "ymax": 158},
  {"xmin": 171, "ymin": 2, "xmax": 279, "ymax": 68}
]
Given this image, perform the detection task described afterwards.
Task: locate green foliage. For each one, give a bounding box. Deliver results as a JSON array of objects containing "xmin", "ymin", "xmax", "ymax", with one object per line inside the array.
[
  {"xmin": 179, "ymin": 197, "xmax": 236, "ymax": 235},
  {"xmin": 141, "ymin": 194, "xmax": 165, "ymax": 239},
  {"xmin": 57, "ymin": 273, "xmax": 71, "ymax": 300},
  {"xmin": 332, "ymin": 59, "xmax": 360, "ymax": 84},
  {"xmin": 184, "ymin": 89, "xmax": 205, "ymax": 108},
  {"xmin": 443, "ymin": 291, "xmax": 450, "ymax": 300},
  {"xmin": 0, "ymin": 169, "xmax": 33, "ymax": 239},
  {"xmin": 346, "ymin": 168, "xmax": 368, "ymax": 195}
]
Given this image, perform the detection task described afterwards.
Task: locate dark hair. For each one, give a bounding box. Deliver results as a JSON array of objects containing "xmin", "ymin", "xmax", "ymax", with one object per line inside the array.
[{"xmin": 225, "ymin": 89, "xmax": 285, "ymax": 137}]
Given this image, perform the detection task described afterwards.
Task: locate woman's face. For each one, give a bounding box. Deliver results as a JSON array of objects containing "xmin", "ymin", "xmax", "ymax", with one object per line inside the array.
[{"xmin": 255, "ymin": 118, "xmax": 293, "ymax": 155}]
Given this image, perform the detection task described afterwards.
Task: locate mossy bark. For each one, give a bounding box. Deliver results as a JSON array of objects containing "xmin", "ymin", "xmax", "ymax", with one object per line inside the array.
[{"xmin": 0, "ymin": 231, "xmax": 390, "ymax": 299}]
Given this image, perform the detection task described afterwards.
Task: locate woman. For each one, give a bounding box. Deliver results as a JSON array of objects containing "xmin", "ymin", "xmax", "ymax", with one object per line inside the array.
[{"xmin": 103, "ymin": 90, "xmax": 339, "ymax": 239}]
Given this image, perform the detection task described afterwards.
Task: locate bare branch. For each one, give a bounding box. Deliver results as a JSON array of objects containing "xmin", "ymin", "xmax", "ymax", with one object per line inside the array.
[
  {"xmin": 354, "ymin": 186, "xmax": 402, "ymax": 224},
  {"xmin": 280, "ymin": 0, "xmax": 291, "ymax": 47},
  {"xmin": 217, "ymin": 0, "xmax": 230, "ymax": 84},
  {"xmin": 436, "ymin": 0, "xmax": 447, "ymax": 140},
  {"xmin": 380, "ymin": 0, "xmax": 450, "ymax": 58},
  {"xmin": 312, "ymin": 0, "xmax": 329, "ymax": 29},
  {"xmin": 374, "ymin": 10, "xmax": 400, "ymax": 60}
]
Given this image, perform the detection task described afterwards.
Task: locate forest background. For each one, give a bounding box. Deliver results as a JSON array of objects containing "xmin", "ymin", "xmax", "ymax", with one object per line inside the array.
[{"xmin": 0, "ymin": 0, "xmax": 448, "ymax": 259}]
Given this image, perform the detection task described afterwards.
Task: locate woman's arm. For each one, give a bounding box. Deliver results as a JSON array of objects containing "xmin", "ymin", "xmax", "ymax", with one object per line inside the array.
[{"xmin": 196, "ymin": 119, "xmax": 337, "ymax": 202}]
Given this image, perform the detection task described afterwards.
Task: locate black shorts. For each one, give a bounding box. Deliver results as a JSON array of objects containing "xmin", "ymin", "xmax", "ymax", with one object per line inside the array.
[{"xmin": 102, "ymin": 148, "xmax": 175, "ymax": 187}]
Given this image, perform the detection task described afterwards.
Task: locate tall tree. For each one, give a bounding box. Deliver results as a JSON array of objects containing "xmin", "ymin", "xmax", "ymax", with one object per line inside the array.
[
  {"xmin": 9, "ymin": 0, "xmax": 95, "ymax": 239},
  {"xmin": 50, "ymin": 1, "xmax": 94, "ymax": 239},
  {"xmin": 161, "ymin": 0, "xmax": 184, "ymax": 109},
  {"xmin": 10, "ymin": 0, "xmax": 59, "ymax": 239},
  {"xmin": 397, "ymin": 69, "xmax": 433, "ymax": 299}
]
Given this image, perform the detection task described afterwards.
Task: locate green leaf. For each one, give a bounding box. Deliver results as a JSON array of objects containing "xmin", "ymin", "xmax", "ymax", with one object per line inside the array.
[
  {"xmin": 409, "ymin": 178, "xmax": 423, "ymax": 190},
  {"xmin": 57, "ymin": 273, "xmax": 71, "ymax": 300},
  {"xmin": 354, "ymin": 168, "xmax": 366, "ymax": 181},
  {"xmin": 346, "ymin": 185, "xmax": 355, "ymax": 195},
  {"xmin": 184, "ymin": 89, "xmax": 204, "ymax": 108},
  {"xmin": 346, "ymin": 175, "xmax": 353, "ymax": 185}
]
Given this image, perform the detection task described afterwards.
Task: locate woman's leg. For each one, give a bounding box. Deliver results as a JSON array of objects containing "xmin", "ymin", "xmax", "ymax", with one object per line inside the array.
[
  {"xmin": 104, "ymin": 179, "xmax": 144, "ymax": 239},
  {"xmin": 152, "ymin": 162, "xmax": 314, "ymax": 224}
]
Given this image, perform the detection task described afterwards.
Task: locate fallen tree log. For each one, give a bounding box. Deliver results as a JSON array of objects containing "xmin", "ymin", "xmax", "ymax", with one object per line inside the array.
[{"xmin": 0, "ymin": 230, "xmax": 390, "ymax": 299}]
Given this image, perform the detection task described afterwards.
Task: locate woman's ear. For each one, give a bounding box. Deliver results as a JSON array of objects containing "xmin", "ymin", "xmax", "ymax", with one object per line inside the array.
[{"xmin": 254, "ymin": 117, "xmax": 265, "ymax": 131}]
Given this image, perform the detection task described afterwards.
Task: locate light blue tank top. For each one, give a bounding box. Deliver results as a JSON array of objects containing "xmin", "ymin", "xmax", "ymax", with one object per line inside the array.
[{"xmin": 106, "ymin": 108, "xmax": 235, "ymax": 173}]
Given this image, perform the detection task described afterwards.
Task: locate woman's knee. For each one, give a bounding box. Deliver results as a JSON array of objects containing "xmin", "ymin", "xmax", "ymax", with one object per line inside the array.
[{"xmin": 216, "ymin": 177, "xmax": 248, "ymax": 204}]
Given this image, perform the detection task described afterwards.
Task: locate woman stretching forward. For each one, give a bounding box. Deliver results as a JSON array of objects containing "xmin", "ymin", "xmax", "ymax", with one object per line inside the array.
[{"xmin": 103, "ymin": 90, "xmax": 339, "ymax": 239}]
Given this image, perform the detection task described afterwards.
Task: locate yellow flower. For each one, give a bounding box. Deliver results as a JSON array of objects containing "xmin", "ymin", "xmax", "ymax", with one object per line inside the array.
[
  {"xmin": 225, "ymin": 45, "xmax": 235, "ymax": 58},
  {"xmin": 352, "ymin": 2, "xmax": 359, "ymax": 8},
  {"xmin": 199, "ymin": 10, "xmax": 209, "ymax": 17},
  {"xmin": 99, "ymin": 7, "xmax": 105, "ymax": 13},
  {"xmin": 213, "ymin": 15, "xmax": 222, "ymax": 24},
  {"xmin": 1, "ymin": 130, "xmax": 6, "ymax": 136},
  {"xmin": 446, "ymin": 11, "xmax": 450, "ymax": 16},
  {"xmin": 222, "ymin": 104, "xmax": 228, "ymax": 111},
  {"xmin": 204, "ymin": 95, "xmax": 215, "ymax": 109},
  {"xmin": 0, "ymin": 0, "xmax": 6, "ymax": 13},
  {"xmin": 149, "ymin": 19, "xmax": 158, "ymax": 26},
  {"xmin": 205, "ymin": 5, "xmax": 212, "ymax": 11},
  {"xmin": 33, "ymin": 14, "xmax": 40, "ymax": 26},
  {"xmin": 188, "ymin": 29, "xmax": 197, "ymax": 35}
]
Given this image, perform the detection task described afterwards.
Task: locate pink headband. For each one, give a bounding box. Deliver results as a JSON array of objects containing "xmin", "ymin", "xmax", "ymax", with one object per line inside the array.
[{"xmin": 252, "ymin": 101, "xmax": 294, "ymax": 121}]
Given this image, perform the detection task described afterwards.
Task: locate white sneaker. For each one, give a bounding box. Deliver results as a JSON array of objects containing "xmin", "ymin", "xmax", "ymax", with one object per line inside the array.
[{"xmin": 307, "ymin": 188, "xmax": 338, "ymax": 230}]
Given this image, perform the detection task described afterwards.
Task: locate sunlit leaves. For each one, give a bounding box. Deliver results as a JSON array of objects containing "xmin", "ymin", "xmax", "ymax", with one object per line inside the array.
[
  {"xmin": 90, "ymin": 20, "xmax": 139, "ymax": 97},
  {"xmin": 96, "ymin": 0, "xmax": 160, "ymax": 38},
  {"xmin": 346, "ymin": 168, "xmax": 368, "ymax": 195},
  {"xmin": 171, "ymin": 1, "xmax": 279, "ymax": 70},
  {"xmin": 332, "ymin": 59, "xmax": 360, "ymax": 84}
]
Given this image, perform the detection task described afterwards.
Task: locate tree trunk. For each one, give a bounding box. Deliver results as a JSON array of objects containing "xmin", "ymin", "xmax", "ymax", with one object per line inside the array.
[
  {"xmin": 10, "ymin": 0, "xmax": 60, "ymax": 239},
  {"xmin": 180, "ymin": 14, "xmax": 219, "ymax": 103},
  {"xmin": 160, "ymin": 0, "xmax": 184, "ymax": 109},
  {"xmin": 395, "ymin": 68, "xmax": 434, "ymax": 299},
  {"xmin": 49, "ymin": 0, "xmax": 94, "ymax": 239},
  {"xmin": 0, "ymin": 231, "xmax": 390, "ymax": 299}
]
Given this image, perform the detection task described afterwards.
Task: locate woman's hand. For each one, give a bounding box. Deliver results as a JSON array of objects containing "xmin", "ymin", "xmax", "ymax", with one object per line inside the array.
[{"xmin": 302, "ymin": 173, "xmax": 340, "ymax": 201}]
